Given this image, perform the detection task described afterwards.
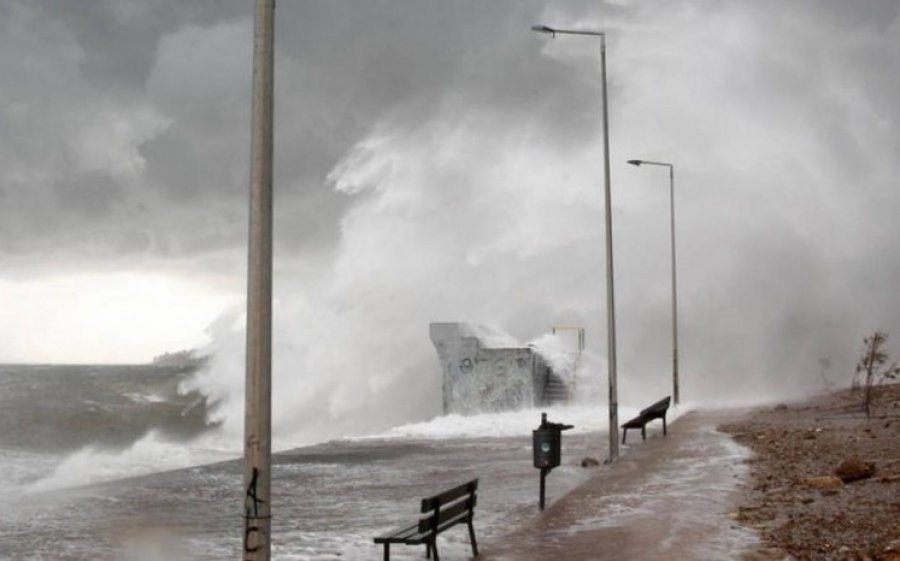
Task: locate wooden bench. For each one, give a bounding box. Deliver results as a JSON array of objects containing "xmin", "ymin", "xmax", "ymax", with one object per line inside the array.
[
  {"xmin": 374, "ymin": 479, "xmax": 479, "ymax": 561},
  {"xmin": 621, "ymin": 396, "xmax": 671, "ymax": 444}
]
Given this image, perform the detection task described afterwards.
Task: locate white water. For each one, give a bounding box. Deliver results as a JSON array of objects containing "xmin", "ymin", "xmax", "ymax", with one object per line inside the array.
[
  {"xmin": 21, "ymin": 431, "xmax": 235, "ymax": 495},
  {"xmin": 370, "ymin": 404, "xmax": 649, "ymax": 440},
  {"xmin": 3, "ymin": 408, "xmax": 757, "ymax": 561},
  {"xmin": 179, "ymin": 108, "xmax": 636, "ymax": 459},
  {"xmin": 17, "ymin": 402, "xmax": 690, "ymax": 496}
]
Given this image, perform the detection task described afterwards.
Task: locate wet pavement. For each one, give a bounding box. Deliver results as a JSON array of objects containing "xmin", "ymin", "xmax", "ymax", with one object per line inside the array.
[{"xmin": 480, "ymin": 411, "xmax": 762, "ymax": 561}]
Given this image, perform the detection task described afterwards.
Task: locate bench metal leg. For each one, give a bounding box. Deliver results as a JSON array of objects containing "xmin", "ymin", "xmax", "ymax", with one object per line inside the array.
[
  {"xmin": 383, "ymin": 543, "xmax": 390, "ymax": 561},
  {"xmin": 426, "ymin": 541, "xmax": 431, "ymax": 558},
  {"xmin": 663, "ymin": 415, "xmax": 667, "ymax": 436},
  {"xmin": 641, "ymin": 426, "xmax": 646, "ymax": 441},
  {"xmin": 468, "ymin": 518, "xmax": 479, "ymax": 557},
  {"xmin": 622, "ymin": 427, "xmax": 627, "ymax": 445},
  {"xmin": 432, "ymin": 538, "xmax": 440, "ymax": 561}
]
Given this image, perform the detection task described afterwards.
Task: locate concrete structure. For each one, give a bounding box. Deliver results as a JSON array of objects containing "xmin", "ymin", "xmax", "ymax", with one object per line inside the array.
[{"xmin": 430, "ymin": 323, "xmax": 569, "ymax": 415}]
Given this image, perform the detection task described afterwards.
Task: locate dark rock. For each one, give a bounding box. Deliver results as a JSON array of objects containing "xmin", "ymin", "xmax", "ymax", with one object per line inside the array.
[
  {"xmin": 835, "ymin": 458, "xmax": 877, "ymax": 482},
  {"xmin": 581, "ymin": 457, "xmax": 600, "ymax": 468}
]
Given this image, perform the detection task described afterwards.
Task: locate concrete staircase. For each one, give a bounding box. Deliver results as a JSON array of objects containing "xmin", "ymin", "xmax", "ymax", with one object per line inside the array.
[{"xmin": 541, "ymin": 372, "xmax": 571, "ymax": 405}]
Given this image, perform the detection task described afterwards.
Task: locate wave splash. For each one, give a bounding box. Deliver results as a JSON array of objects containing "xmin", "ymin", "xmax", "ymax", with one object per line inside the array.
[
  {"xmin": 186, "ymin": 115, "xmax": 610, "ymax": 455},
  {"xmin": 10, "ymin": 95, "xmax": 619, "ymax": 494}
]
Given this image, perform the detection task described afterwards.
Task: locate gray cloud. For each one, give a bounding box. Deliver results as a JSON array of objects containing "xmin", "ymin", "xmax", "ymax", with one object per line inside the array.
[
  {"xmin": 1, "ymin": 0, "xmax": 899, "ymax": 404},
  {"xmin": 1, "ymin": 0, "xmax": 598, "ymax": 273}
]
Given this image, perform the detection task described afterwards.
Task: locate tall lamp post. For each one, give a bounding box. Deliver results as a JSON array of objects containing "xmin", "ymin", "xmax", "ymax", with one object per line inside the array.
[
  {"xmin": 627, "ymin": 159, "xmax": 679, "ymax": 405},
  {"xmin": 244, "ymin": 1, "xmax": 274, "ymax": 560},
  {"xmin": 532, "ymin": 24, "xmax": 620, "ymax": 462}
]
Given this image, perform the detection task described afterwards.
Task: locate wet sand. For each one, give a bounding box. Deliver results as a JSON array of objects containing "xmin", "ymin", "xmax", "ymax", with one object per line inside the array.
[{"xmin": 481, "ymin": 410, "xmax": 761, "ymax": 561}]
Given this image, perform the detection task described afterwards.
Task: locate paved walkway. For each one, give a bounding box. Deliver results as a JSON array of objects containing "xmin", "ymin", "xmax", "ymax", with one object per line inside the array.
[{"xmin": 479, "ymin": 411, "xmax": 763, "ymax": 561}]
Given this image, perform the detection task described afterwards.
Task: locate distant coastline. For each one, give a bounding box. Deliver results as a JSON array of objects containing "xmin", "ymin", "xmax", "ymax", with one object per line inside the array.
[{"xmin": 151, "ymin": 349, "xmax": 208, "ymax": 369}]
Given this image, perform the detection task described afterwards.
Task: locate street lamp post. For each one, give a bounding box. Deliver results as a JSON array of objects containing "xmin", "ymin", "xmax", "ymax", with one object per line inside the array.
[
  {"xmin": 532, "ymin": 24, "xmax": 620, "ymax": 462},
  {"xmin": 244, "ymin": 1, "xmax": 275, "ymax": 560},
  {"xmin": 627, "ymin": 159, "xmax": 679, "ymax": 405}
]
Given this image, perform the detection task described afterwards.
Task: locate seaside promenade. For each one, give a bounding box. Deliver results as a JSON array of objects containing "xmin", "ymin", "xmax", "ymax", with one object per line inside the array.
[{"xmin": 479, "ymin": 411, "xmax": 764, "ymax": 561}]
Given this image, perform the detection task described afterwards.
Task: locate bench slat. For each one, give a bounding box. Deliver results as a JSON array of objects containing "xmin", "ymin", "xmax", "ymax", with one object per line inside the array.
[
  {"xmin": 417, "ymin": 495, "xmax": 476, "ymax": 533},
  {"xmin": 374, "ymin": 524, "xmax": 420, "ymax": 543},
  {"xmin": 430, "ymin": 511, "xmax": 470, "ymax": 537},
  {"xmin": 420, "ymin": 479, "xmax": 478, "ymax": 512},
  {"xmin": 640, "ymin": 396, "xmax": 670, "ymax": 416}
]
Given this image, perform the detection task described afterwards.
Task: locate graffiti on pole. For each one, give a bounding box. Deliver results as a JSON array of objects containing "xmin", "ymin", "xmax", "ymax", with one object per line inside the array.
[{"xmin": 244, "ymin": 466, "xmax": 265, "ymax": 556}]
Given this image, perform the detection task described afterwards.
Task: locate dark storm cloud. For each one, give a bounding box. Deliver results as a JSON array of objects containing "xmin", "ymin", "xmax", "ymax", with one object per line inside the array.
[
  {"xmin": 0, "ymin": 0, "xmax": 601, "ymax": 272},
  {"xmin": 2, "ymin": 0, "xmax": 900, "ymax": 393},
  {"xmin": 3, "ymin": 0, "xmax": 898, "ymax": 265}
]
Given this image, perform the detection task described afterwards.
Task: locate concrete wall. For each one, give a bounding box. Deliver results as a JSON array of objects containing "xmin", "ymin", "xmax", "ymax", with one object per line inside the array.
[{"xmin": 430, "ymin": 322, "xmax": 554, "ymax": 414}]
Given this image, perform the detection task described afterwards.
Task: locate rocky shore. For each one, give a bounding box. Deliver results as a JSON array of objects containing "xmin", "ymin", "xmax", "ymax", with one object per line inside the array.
[{"xmin": 721, "ymin": 383, "xmax": 900, "ymax": 561}]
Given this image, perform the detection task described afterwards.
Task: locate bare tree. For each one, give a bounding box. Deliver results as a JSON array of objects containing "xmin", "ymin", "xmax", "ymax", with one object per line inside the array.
[{"xmin": 854, "ymin": 332, "xmax": 900, "ymax": 417}]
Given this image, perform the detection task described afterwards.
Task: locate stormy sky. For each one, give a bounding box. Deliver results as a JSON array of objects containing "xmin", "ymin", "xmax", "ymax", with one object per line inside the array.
[{"xmin": 1, "ymin": 0, "xmax": 899, "ymax": 419}]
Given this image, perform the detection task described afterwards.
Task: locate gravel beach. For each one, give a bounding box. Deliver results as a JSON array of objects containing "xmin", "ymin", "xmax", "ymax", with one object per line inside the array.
[{"xmin": 721, "ymin": 383, "xmax": 900, "ymax": 561}]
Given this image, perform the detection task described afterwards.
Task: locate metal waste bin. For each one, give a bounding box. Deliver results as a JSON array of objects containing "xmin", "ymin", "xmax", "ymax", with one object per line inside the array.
[
  {"xmin": 533, "ymin": 425, "xmax": 562, "ymax": 469},
  {"xmin": 532, "ymin": 412, "xmax": 573, "ymax": 510}
]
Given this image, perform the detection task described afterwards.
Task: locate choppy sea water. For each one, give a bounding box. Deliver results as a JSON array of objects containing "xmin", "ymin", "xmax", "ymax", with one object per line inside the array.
[
  {"xmin": 4, "ymin": 434, "xmax": 611, "ymax": 560},
  {"xmin": 2, "ymin": 363, "xmax": 728, "ymax": 560},
  {"xmin": 0, "ymin": 363, "xmax": 219, "ymax": 497}
]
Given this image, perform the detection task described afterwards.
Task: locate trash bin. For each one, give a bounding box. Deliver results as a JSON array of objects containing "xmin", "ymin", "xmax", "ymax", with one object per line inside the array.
[
  {"xmin": 532, "ymin": 412, "xmax": 573, "ymax": 510},
  {"xmin": 533, "ymin": 425, "xmax": 562, "ymax": 469}
]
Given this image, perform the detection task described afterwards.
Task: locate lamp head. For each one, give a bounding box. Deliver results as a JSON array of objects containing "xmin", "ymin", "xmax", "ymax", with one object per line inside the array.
[
  {"xmin": 627, "ymin": 160, "xmax": 643, "ymax": 167},
  {"xmin": 531, "ymin": 25, "xmax": 557, "ymax": 37}
]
